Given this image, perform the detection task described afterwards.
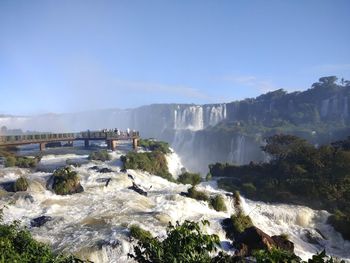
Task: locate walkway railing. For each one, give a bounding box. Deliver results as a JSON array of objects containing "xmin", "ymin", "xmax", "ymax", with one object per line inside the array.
[{"xmin": 0, "ymin": 130, "xmax": 140, "ymax": 146}]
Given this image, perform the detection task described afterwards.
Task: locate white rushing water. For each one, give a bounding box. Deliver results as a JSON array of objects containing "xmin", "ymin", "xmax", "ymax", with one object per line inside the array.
[
  {"xmin": 0, "ymin": 144, "xmax": 349, "ymax": 262},
  {"xmin": 228, "ymin": 135, "xmax": 246, "ymax": 165},
  {"xmin": 174, "ymin": 104, "xmax": 226, "ymax": 131}
]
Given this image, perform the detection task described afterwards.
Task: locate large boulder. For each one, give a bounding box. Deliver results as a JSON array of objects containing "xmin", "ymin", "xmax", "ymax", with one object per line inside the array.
[
  {"xmin": 31, "ymin": 216, "xmax": 53, "ymax": 227},
  {"xmin": 51, "ymin": 167, "xmax": 84, "ymax": 195},
  {"xmin": 234, "ymin": 226, "xmax": 295, "ymax": 256},
  {"xmin": 235, "ymin": 226, "xmax": 275, "ymax": 255},
  {"xmin": 271, "ymin": 235, "xmax": 294, "ymax": 253}
]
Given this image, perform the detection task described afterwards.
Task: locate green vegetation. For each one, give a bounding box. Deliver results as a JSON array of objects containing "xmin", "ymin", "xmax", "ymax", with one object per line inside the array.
[
  {"xmin": 0, "ymin": 148, "xmax": 40, "ymax": 168},
  {"xmin": 121, "ymin": 151, "xmax": 174, "ymax": 181},
  {"xmin": 129, "ymin": 225, "xmax": 153, "ymax": 243},
  {"xmin": 51, "ymin": 167, "xmax": 84, "ymax": 195},
  {"xmin": 327, "ymin": 210, "xmax": 350, "ymax": 241},
  {"xmin": 223, "ymin": 191, "xmax": 253, "ymax": 237},
  {"xmin": 0, "ymin": 209, "xmax": 86, "ymax": 263},
  {"xmin": 5, "ymin": 155, "xmax": 16, "ymax": 167},
  {"xmin": 253, "ymin": 247, "xmax": 302, "ymax": 263},
  {"xmin": 210, "ymin": 77, "xmax": 350, "ymax": 144},
  {"xmin": 187, "ymin": 186, "xmax": 209, "ymax": 202},
  {"xmin": 128, "ymin": 219, "xmax": 342, "ymax": 263},
  {"xmin": 206, "ymin": 173, "xmax": 212, "ymax": 181},
  {"xmin": 139, "ymin": 139, "xmax": 171, "ymax": 154},
  {"xmin": 230, "ymin": 212, "xmax": 253, "ymax": 234},
  {"xmin": 211, "ymin": 134, "xmax": 350, "ymax": 240},
  {"xmin": 13, "ymin": 177, "xmax": 29, "ymax": 192},
  {"xmin": 128, "ymin": 220, "xmax": 221, "ymax": 263},
  {"xmin": 209, "ymin": 195, "xmax": 227, "ymax": 212},
  {"xmin": 177, "ymin": 172, "xmax": 202, "ymax": 186},
  {"xmin": 88, "ymin": 150, "xmax": 111, "ymax": 162}
]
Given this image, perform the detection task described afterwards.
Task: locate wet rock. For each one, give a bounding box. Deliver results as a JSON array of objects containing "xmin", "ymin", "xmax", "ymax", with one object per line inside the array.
[
  {"xmin": 89, "ymin": 166, "xmax": 100, "ymax": 171},
  {"xmin": 302, "ymin": 229, "xmax": 324, "ymax": 245},
  {"xmin": 66, "ymin": 159, "xmax": 82, "ymax": 167},
  {"xmin": 271, "ymin": 235, "xmax": 294, "ymax": 253},
  {"xmin": 0, "ymin": 181, "xmax": 15, "ymax": 192},
  {"xmin": 96, "ymin": 178, "xmax": 110, "ymax": 183},
  {"xmin": 179, "ymin": 192, "xmax": 189, "ymax": 197},
  {"xmin": 51, "ymin": 167, "xmax": 84, "ymax": 195},
  {"xmin": 97, "ymin": 239, "xmax": 120, "ymax": 249},
  {"xmin": 89, "ymin": 166, "xmax": 113, "ymax": 173},
  {"xmin": 31, "ymin": 216, "xmax": 53, "ymax": 227},
  {"xmin": 235, "ymin": 226, "xmax": 276, "ymax": 256},
  {"xmin": 24, "ymin": 194, "xmax": 35, "ymax": 203},
  {"xmin": 99, "ymin": 168, "xmax": 113, "ymax": 173},
  {"xmin": 315, "ymin": 228, "xmax": 327, "ymax": 240},
  {"xmin": 127, "ymin": 174, "xmax": 135, "ymax": 180},
  {"xmin": 128, "ymin": 182, "xmax": 147, "ymax": 196}
]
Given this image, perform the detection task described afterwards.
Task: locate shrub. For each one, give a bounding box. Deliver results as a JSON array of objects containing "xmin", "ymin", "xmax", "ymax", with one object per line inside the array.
[
  {"xmin": 139, "ymin": 139, "xmax": 171, "ymax": 154},
  {"xmin": 52, "ymin": 167, "xmax": 84, "ymax": 195},
  {"xmin": 210, "ymin": 195, "xmax": 227, "ymax": 212},
  {"xmin": 129, "ymin": 225, "xmax": 153, "ymax": 242},
  {"xmin": 328, "ymin": 210, "xmax": 350, "ymax": 240},
  {"xmin": 253, "ymin": 247, "xmax": 301, "ymax": 263},
  {"xmin": 230, "ymin": 211, "xmax": 253, "ymax": 234},
  {"xmin": 128, "ymin": 220, "xmax": 220, "ymax": 263},
  {"xmin": 242, "ymin": 182, "xmax": 256, "ymax": 195},
  {"xmin": 0, "ymin": 209, "xmax": 85, "ymax": 263},
  {"xmin": 280, "ymin": 233, "xmax": 290, "ymax": 240},
  {"xmin": 205, "ymin": 173, "xmax": 212, "ymax": 181},
  {"xmin": 121, "ymin": 151, "xmax": 174, "ymax": 182},
  {"xmin": 5, "ymin": 156, "xmax": 16, "ymax": 167},
  {"xmin": 5, "ymin": 155, "xmax": 40, "ymax": 168},
  {"xmin": 15, "ymin": 156, "xmax": 38, "ymax": 168},
  {"xmin": 187, "ymin": 186, "xmax": 209, "ymax": 202},
  {"xmin": 233, "ymin": 191, "xmax": 242, "ymax": 208},
  {"xmin": 88, "ymin": 150, "xmax": 111, "ymax": 161},
  {"xmin": 177, "ymin": 172, "xmax": 201, "ymax": 186},
  {"xmin": 13, "ymin": 177, "xmax": 29, "ymax": 192}
]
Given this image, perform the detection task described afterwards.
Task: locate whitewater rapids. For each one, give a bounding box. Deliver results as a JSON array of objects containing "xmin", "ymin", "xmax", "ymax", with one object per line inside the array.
[{"xmin": 0, "ymin": 144, "xmax": 349, "ymax": 262}]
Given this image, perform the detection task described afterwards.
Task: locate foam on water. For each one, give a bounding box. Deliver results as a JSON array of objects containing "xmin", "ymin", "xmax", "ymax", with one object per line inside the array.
[{"xmin": 0, "ymin": 146, "xmax": 349, "ymax": 262}]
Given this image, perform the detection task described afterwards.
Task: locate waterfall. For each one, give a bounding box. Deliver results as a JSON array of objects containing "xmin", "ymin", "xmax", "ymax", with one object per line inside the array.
[
  {"xmin": 208, "ymin": 104, "xmax": 227, "ymax": 126},
  {"xmin": 228, "ymin": 135, "xmax": 245, "ymax": 165},
  {"xmin": 174, "ymin": 104, "xmax": 227, "ymax": 131},
  {"xmin": 174, "ymin": 106, "xmax": 204, "ymax": 130}
]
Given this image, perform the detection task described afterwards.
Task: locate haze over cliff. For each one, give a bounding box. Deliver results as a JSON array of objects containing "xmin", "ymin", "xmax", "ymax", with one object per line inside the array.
[{"xmin": 1, "ymin": 76, "xmax": 350, "ymax": 173}]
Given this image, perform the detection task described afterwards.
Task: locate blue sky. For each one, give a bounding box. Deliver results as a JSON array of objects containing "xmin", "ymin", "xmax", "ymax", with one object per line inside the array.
[{"xmin": 1, "ymin": 0, "xmax": 349, "ymax": 115}]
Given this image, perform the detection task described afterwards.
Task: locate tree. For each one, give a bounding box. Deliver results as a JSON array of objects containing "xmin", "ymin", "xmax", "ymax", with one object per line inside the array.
[
  {"xmin": 261, "ymin": 134, "xmax": 311, "ymax": 161},
  {"xmin": 319, "ymin": 76, "xmax": 338, "ymax": 85},
  {"xmin": 128, "ymin": 220, "xmax": 220, "ymax": 263}
]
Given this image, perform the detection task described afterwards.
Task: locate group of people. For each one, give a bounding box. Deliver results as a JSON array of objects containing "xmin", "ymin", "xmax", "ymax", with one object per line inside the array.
[{"xmin": 100, "ymin": 128, "xmax": 135, "ymax": 137}]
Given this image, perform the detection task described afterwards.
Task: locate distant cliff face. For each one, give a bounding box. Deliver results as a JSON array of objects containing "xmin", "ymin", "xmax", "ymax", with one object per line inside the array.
[{"xmin": 1, "ymin": 77, "xmax": 350, "ymax": 173}]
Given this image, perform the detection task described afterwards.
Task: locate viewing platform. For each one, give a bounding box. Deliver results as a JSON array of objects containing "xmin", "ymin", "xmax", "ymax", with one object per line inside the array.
[{"xmin": 0, "ymin": 130, "xmax": 140, "ymax": 151}]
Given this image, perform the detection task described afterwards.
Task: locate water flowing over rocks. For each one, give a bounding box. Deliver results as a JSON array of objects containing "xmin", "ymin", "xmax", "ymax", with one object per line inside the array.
[{"xmin": 0, "ymin": 144, "xmax": 349, "ymax": 262}]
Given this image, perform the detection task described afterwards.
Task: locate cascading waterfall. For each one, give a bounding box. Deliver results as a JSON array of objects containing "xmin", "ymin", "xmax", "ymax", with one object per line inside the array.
[
  {"xmin": 174, "ymin": 104, "xmax": 226, "ymax": 131},
  {"xmin": 174, "ymin": 106, "xmax": 204, "ymax": 130},
  {"xmin": 207, "ymin": 104, "xmax": 227, "ymax": 127},
  {"xmin": 0, "ymin": 146, "xmax": 349, "ymax": 262},
  {"xmin": 228, "ymin": 135, "xmax": 246, "ymax": 165}
]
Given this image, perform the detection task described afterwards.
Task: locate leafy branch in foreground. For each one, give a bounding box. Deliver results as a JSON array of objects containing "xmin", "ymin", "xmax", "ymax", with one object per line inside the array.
[
  {"xmin": 0, "ymin": 208, "xmax": 89, "ymax": 263},
  {"xmin": 128, "ymin": 220, "xmax": 220, "ymax": 263}
]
